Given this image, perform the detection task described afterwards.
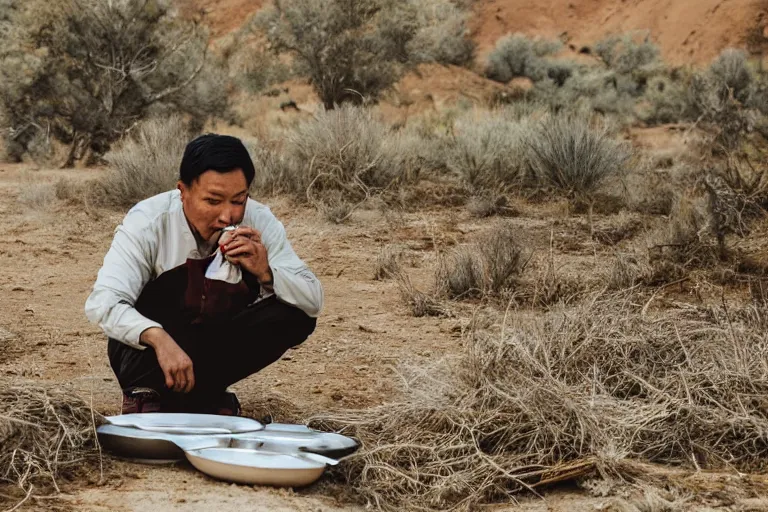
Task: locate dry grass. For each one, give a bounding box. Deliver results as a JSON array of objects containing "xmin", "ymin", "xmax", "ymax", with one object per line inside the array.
[
  {"xmin": 256, "ymin": 105, "xmax": 414, "ymax": 206},
  {"xmin": 526, "ymin": 113, "xmax": 632, "ymax": 201},
  {"xmin": 0, "ymin": 381, "xmax": 107, "ymax": 507},
  {"xmin": 444, "ymin": 111, "xmax": 530, "ymax": 191},
  {"xmin": 88, "ymin": 116, "xmax": 192, "ymax": 208},
  {"xmin": 374, "ymin": 245, "xmax": 404, "ymax": 280},
  {"xmin": 466, "ymin": 194, "xmax": 515, "ymax": 218},
  {"xmin": 396, "ymin": 272, "xmax": 452, "ymax": 318},
  {"xmin": 16, "ymin": 181, "xmax": 56, "ymax": 211},
  {"xmin": 435, "ymin": 224, "xmax": 528, "ymax": 300},
  {"xmin": 646, "ymin": 193, "xmax": 721, "ymax": 284},
  {"xmin": 312, "ymin": 290, "xmax": 768, "ymax": 511}
]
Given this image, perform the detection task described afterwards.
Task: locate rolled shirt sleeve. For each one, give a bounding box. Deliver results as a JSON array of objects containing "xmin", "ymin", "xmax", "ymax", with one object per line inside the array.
[{"xmin": 84, "ymin": 210, "xmax": 162, "ymax": 349}]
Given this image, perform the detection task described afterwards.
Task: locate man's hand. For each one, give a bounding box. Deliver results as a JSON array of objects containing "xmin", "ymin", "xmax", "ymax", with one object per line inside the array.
[
  {"xmin": 221, "ymin": 226, "xmax": 272, "ymax": 283},
  {"xmin": 140, "ymin": 328, "xmax": 195, "ymax": 393}
]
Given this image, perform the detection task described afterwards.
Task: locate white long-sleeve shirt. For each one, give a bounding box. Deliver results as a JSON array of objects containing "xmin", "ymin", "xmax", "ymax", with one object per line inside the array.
[{"xmin": 84, "ymin": 190, "xmax": 323, "ymax": 349}]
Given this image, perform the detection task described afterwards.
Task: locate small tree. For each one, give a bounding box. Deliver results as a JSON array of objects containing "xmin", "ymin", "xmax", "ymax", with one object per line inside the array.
[
  {"xmin": 260, "ymin": 0, "xmax": 407, "ymax": 109},
  {"xmin": 0, "ymin": 0, "xmax": 218, "ymax": 165}
]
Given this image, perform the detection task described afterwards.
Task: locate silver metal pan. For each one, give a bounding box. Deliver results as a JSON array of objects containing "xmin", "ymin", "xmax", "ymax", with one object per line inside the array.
[
  {"xmin": 96, "ymin": 424, "xmax": 233, "ymax": 461},
  {"xmin": 184, "ymin": 448, "xmax": 332, "ymax": 487},
  {"xmin": 105, "ymin": 413, "xmax": 264, "ymax": 434},
  {"xmin": 230, "ymin": 425, "xmax": 358, "ymax": 458}
]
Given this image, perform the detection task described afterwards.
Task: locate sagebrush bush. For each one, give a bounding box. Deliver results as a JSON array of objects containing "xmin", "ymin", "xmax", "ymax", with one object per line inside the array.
[
  {"xmin": 641, "ymin": 74, "xmax": 696, "ymax": 124},
  {"xmin": 485, "ymin": 33, "xmax": 561, "ymax": 83},
  {"xmin": 444, "ymin": 111, "xmax": 530, "ymax": 190},
  {"xmin": 90, "ymin": 116, "xmax": 193, "ymax": 208},
  {"xmin": 404, "ymin": 0, "xmax": 474, "ymax": 66},
  {"xmin": 683, "ymin": 49, "xmax": 763, "ymax": 149},
  {"xmin": 595, "ymin": 33, "xmax": 660, "ymax": 75},
  {"xmin": 709, "ymin": 48, "xmax": 753, "ymax": 103},
  {"xmin": 526, "ymin": 114, "xmax": 632, "ymax": 199},
  {"xmin": 255, "ymin": 105, "xmax": 411, "ymax": 203}
]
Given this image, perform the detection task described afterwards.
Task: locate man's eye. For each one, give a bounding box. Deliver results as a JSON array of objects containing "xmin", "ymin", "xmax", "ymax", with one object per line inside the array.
[
  {"xmin": 206, "ymin": 199, "xmax": 221, "ymax": 205},
  {"xmin": 232, "ymin": 200, "xmax": 245, "ymax": 206}
]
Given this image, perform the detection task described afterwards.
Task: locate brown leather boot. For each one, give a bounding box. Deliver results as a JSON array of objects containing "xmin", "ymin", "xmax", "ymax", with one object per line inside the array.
[{"xmin": 121, "ymin": 387, "xmax": 163, "ymax": 414}]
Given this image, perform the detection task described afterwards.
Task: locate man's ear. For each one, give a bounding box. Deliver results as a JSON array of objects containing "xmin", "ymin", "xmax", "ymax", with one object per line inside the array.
[{"xmin": 177, "ymin": 180, "xmax": 185, "ymax": 200}]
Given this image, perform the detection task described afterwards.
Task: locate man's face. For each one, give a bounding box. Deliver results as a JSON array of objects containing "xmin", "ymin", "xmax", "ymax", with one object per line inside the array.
[{"xmin": 178, "ymin": 169, "xmax": 249, "ymax": 240}]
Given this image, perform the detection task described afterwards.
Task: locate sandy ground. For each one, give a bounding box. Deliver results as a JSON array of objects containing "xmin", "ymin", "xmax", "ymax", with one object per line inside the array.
[{"xmin": 2, "ymin": 163, "xmax": 768, "ymax": 511}]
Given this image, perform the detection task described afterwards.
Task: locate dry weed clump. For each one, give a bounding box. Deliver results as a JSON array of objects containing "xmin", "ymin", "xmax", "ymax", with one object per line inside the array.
[
  {"xmin": 313, "ymin": 291, "xmax": 768, "ymax": 511},
  {"xmin": 16, "ymin": 181, "xmax": 56, "ymax": 210},
  {"xmin": 646, "ymin": 193, "xmax": 720, "ymax": 284},
  {"xmin": 261, "ymin": 106, "xmax": 411, "ymax": 206},
  {"xmin": 87, "ymin": 116, "xmax": 193, "ymax": 208},
  {"xmin": 444, "ymin": 111, "xmax": 530, "ymax": 191},
  {"xmin": 0, "ymin": 381, "xmax": 106, "ymax": 506},
  {"xmin": 526, "ymin": 113, "xmax": 632, "ymax": 202},
  {"xmin": 466, "ymin": 194, "xmax": 517, "ymax": 218},
  {"xmin": 395, "ymin": 272, "xmax": 452, "ymax": 318},
  {"xmin": 435, "ymin": 224, "xmax": 527, "ymax": 299},
  {"xmin": 374, "ymin": 245, "xmax": 404, "ymax": 280}
]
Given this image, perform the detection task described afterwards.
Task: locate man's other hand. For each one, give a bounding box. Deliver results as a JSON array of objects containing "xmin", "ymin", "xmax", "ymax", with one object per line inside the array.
[{"xmin": 140, "ymin": 327, "xmax": 195, "ymax": 393}]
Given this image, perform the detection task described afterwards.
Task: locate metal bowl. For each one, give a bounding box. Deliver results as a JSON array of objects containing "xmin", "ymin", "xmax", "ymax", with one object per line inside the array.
[
  {"xmin": 105, "ymin": 413, "xmax": 264, "ymax": 434},
  {"xmin": 96, "ymin": 424, "xmax": 233, "ymax": 461},
  {"xmin": 185, "ymin": 448, "xmax": 328, "ymax": 487},
  {"xmin": 230, "ymin": 425, "xmax": 358, "ymax": 459}
]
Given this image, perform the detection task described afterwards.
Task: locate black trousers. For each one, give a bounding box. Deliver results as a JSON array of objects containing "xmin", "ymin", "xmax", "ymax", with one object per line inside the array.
[{"xmin": 107, "ymin": 296, "xmax": 317, "ymax": 401}]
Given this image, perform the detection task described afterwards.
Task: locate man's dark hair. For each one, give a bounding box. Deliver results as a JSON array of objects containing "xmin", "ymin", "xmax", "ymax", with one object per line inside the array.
[{"xmin": 179, "ymin": 134, "xmax": 255, "ymax": 186}]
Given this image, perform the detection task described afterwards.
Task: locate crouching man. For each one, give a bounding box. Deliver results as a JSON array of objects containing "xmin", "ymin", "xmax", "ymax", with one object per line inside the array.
[{"xmin": 85, "ymin": 134, "xmax": 323, "ymax": 416}]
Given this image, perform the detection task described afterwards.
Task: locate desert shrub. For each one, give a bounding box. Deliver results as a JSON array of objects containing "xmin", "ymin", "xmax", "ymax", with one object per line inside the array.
[
  {"xmin": 0, "ymin": 0, "xmax": 218, "ymax": 165},
  {"xmin": 436, "ymin": 247, "xmax": 484, "ymax": 299},
  {"xmin": 444, "ymin": 111, "xmax": 530, "ymax": 190},
  {"xmin": 318, "ymin": 193, "xmax": 355, "ymax": 224},
  {"xmin": 238, "ymin": 48, "xmax": 294, "ymax": 94},
  {"xmin": 88, "ymin": 116, "xmax": 193, "ymax": 208},
  {"xmin": 595, "ymin": 33, "xmax": 660, "ymax": 75},
  {"xmin": 526, "ymin": 113, "xmax": 632, "ymax": 201},
  {"xmin": 16, "ymin": 181, "xmax": 56, "ymax": 210},
  {"xmin": 315, "ymin": 291, "xmax": 768, "ymax": 510},
  {"xmin": 603, "ymin": 253, "xmax": 645, "ymax": 290},
  {"xmin": 485, "ymin": 33, "xmax": 561, "ymax": 83},
  {"xmin": 396, "ymin": 272, "xmax": 451, "ymax": 317},
  {"xmin": 708, "ymin": 49, "xmax": 753, "ymax": 103},
  {"xmin": 259, "ymin": 0, "xmax": 404, "ymax": 109},
  {"xmin": 402, "ymin": 0, "xmax": 475, "ymax": 66},
  {"xmin": 436, "ymin": 224, "xmax": 526, "ymax": 299},
  {"xmin": 641, "ymin": 74, "xmax": 696, "ymax": 124},
  {"xmin": 257, "ymin": 105, "xmax": 409, "ymax": 203},
  {"xmin": 683, "ymin": 49, "xmax": 764, "ymax": 149},
  {"xmin": 220, "ymin": 24, "xmax": 296, "ymax": 95}
]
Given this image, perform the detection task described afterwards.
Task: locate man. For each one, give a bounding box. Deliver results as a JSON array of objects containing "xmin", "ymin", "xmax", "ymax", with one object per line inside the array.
[{"xmin": 85, "ymin": 134, "xmax": 323, "ymax": 415}]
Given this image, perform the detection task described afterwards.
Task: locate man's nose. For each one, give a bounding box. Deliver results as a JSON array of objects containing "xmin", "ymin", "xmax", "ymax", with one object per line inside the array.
[{"xmin": 218, "ymin": 207, "xmax": 237, "ymax": 226}]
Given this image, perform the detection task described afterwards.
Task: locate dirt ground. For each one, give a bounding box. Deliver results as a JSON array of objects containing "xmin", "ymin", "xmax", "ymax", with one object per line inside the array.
[{"xmin": 2, "ymin": 162, "xmax": 768, "ymax": 511}]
